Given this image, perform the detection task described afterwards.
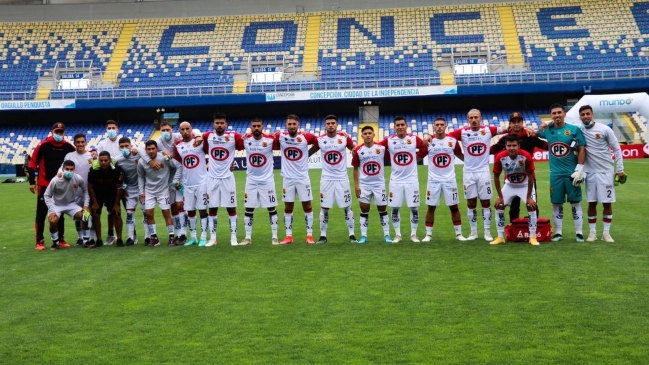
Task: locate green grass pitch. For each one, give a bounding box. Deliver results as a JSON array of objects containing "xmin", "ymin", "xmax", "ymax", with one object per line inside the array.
[{"xmin": 1, "ymin": 160, "xmax": 648, "ymax": 364}]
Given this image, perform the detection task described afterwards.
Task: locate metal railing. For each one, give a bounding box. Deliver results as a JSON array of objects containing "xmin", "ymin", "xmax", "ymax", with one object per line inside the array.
[{"xmin": 1, "ymin": 67, "xmax": 649, "ymax": 101}]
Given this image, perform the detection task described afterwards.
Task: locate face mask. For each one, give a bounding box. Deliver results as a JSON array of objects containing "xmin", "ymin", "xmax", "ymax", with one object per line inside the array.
[
  {"xmin": 63, "ymin": 171, "xmax": 74, "ymax": 179},
  {"xmin": 121, "ymin": 148, "xmax": 130, "ymax": 158},
  {"xmin": 107, "ymin": 130, "xmax": 117, "ymax": 139},
  {"xmin": 53, "ymin": 134, "xmax": 64, "ymax": 142},
  {"xmin": 161, "ymin": 132, "xmax": 171, "ymax": 141}
]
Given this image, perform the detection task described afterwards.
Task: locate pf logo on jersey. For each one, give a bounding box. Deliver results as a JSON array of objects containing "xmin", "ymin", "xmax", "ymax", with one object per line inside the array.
[
  {"xmin": 467, "ymin": 143, "xmax": 487, "ymax": 156},
  {"xmin": 550, "ymin": 142, "xmax": 570, "ymax": 157},
  {"xmin": 362, "ymin": 161, "xmax": 381, "ymax": 176},
  {"xmin": 393, "ymin": 151, "xmax": 413, "ymax": 166},
  {"xmin": 248, "ymin": 153, "xmax": 267, "ymax": 167},
  {"xmin": 432, "ymin": 153, "xmax": 451, "ymax": 168},
  {"xmin": 183, "ymin": 154, "xmax": 200, "ymax": 169},
  {"xmin": 284, "ymin": 147, "xmax": 303, "ymax": 161},
  {"xmin": 324, "ymin": 150, "xmax": 343, "ymax": 165},
  {"xmin": 211, "ymin": 147, "xmax": 229, "ymax": 161},
  {"xmin": 508, "ymin": 173, "xmax": 526, "ymax": 183}
]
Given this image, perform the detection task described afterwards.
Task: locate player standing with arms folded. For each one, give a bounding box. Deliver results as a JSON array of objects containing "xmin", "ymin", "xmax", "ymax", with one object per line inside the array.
[
  {"xmin": 275, "ymin": 114, "xmax": 317, "ymax": 244},
  {"xmin": 44, "ymin": 160, "xmax": 91, "ymax": 250},
  {"xmin": 378, "ymin": 116, "xmax": 428, "ymax": 243},
  {"xmin": 309, "ymin": 115, "xmax": 357, "ymax": 244},
  {"xmin": 239, "ymin": 118, "xmax": 280, "ymax": 245},
  {"xmin": 446, "ymin": 109, "xmax": 507, "ymax": 241},
  {"xmin": 202, "ymin": 113, "xmax": 244, "ymax": 246},
  {"xmin": 491, "ymin": 135, "xmax": 539, "ymax": 246},
  {"xmin": 352, "ymin": 126, "xmax": 392, "ymax": 243},
  {"xmin": 29, "ymin": 123, "xmax": 75, "ymax": 250},
  {"xmin": 577, "ymin": 105, "xmax": 625, "ymax": 242},
  {"xmin": 536, "ymin": 103, "xmax": 587, "ymax": 242},
  {"xmin": 423, "ymin": 118, "xmax": 468, "ymax": 242},
  {"xmin": 138, "ymin": 140, "xmax": 182, "ymax": 247}
]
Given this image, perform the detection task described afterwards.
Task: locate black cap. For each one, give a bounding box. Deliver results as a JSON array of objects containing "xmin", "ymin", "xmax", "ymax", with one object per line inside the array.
[
  {"xmin": 52, "ymin": 122, "xmax": 66, "ymax": 132},
  {"xmin": 509, "ymin": 112, "xmax": 524, "ymax": 122}
]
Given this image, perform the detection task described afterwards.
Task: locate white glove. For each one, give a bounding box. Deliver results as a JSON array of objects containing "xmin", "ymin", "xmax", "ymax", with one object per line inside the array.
[{"xmin": 571, "ymin": 164, "xmax": 585, "ymax": 187}]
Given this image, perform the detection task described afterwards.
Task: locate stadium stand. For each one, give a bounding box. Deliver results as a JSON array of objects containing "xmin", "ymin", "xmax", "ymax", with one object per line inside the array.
[
  {"xmin": 0, "ymin": 110, "xmax": 545, "ymax": 164},
  {"xmin": 2, "ymin": 0, "xmax": 649, "ymax": 100}
]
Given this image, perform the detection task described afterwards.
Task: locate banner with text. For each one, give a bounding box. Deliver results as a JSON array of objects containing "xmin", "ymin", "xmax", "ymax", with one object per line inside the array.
[
  {"xmin": 531, "ymin": 144, "xmax": 649, "ymax": 161},
  {"xmin": 0, "ymin": 99, "xmax": 76, "ymax": 111},
  {"xmin": 265, "ymin": 85, "xmax": 457, "ymax": 102}
]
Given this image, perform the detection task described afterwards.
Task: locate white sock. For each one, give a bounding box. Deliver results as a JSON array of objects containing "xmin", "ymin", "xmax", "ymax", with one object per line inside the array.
[
  {"xmin": 528, "ymin": 211, "xmax": 538, "ymax": 238},
  {"xmin": 229, "ymin": 214, "xmax": 238, "ymax": 239},
  {"xmin": 603, "ymin": 214, "xmax": 612, "ymax": 234},
  {"xmin": 209, "ymin": 215, "xmax": 217, "ymax": 240},
  {"xmin": 483, "ymin": 207, "xmax": 492, "ymax": 235},
  {"xmin": 409, "ymin": 208, "xmax": 419, "ymax": 236},
  {"xmin": 391, "ymin": 208, "xmax": 401, "ymax": 236},
  {"xmin": 305, "ymin": 210, "xmax": 314, "ymax": 235},
  {"xmin": 379, "ymin": 211, "xmax": 390, "ymax": 235},
  {"xmin": 453, "ymin": 222, "xmax": 462, "ymax": 236},
  {"xmin": 496, "ymin": 209, "xmax": 505, "ymax": 238},
  {"xmin": 172, "ymin": 214, "xmax": 181, "ymax": 236},
  {"xmin": 200, "ymin": 216, "xmax": 208, "ymax": 240},
  {"xmin": 571, "ymin": 203, "xmax": 583, "ymax": 235},
  {"xmin": 345, "ymin": 207, "xmax": 355, "ymax": 236},
  {"xmin": 75, "ymin": 220, "xmax": 82, "ymax": 239},
  {"xmin": 166, "ymin": 225, "xmax": 174, "ymax": 238},
  {"xmin": 552, "ymin": 204, "xmax": 563, "ymax": 236},
  {"xmin": 588, "ymin": 216, "xmax": 597, "ymax": 234},
  {"xmin": 360, "ymin": 212, "xmax": 369, "ymax": 237},
  {"xmin": 189, "ymin": 215, "xmax": 197, "ymax": 239},
  {"xmin": 269, "ymin": 210, "xmax": 278, "ymax": 239},
  {"xmin": 319, "ymin": 208, "xmax": 329, "ymax": 237},
  {"xmin": 181, "ymin": 210, "xmax": 188, "ymax": 234},
  {"xmin": 82, "ymin": 229, "xmax": 89, "ymax": 241},
  {"xmin": 467, "ymin": 208, "xmax": 478, "ymax": 232},
  {"xmin": 244, "ymin": 212, "xmax": 253, "ymax": 239},
  {"xmin": 143, "ymin": 215, "xmax": 150, "ymax": 239},
  {"xmin": 51, "ymin": 231, "xmax": 59, "ymax": 244},
  {"xmin": 148, "ymin": 223, "xmax": 157, "ymax": 236},
  {"xmin": 284, "ymin": 212, "xmax": 293, "ymax": 236},
  {"xmin": 90, "ymin": 229, "xmax": 97, "ymax": 240},
  {"xmin": 126, "ymin": 210, "xmax": 135, "ymax": 240},
  {"xmin": 425, "ymin": 223, "xmax": 433, "ymax": 236}
]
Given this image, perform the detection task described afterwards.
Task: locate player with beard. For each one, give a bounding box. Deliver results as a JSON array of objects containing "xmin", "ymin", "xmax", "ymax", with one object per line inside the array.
[{"xmin": 61, "ymin": 133, "xmax": 93, "ymax": 245}]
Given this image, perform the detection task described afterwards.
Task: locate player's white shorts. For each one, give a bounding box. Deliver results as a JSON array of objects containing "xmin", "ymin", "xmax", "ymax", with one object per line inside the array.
[
  {"xmin": 49, "ymin": 203, "xmax": 82, "ymax": 218},
  {"xmin": 144, "ymin": 194, "xmax": 171, "ymax": 210},
  {"xmin": 586, "ymin": 172, "xmax": 615, "ymax": 203},
  {"xmin": 388, "ymin": 180, "xmax": 420, "ymax": 208},
  {"xmin": 168, "ymin": 185, "xmax": 184, "ymax": 204},
  {"xmin": 124, "ymin": 186, "xmax": 139, "ymax": 210},
  {"xmin": 502, "ymin": 184, "xmax": 536, "ymax": 206},
  {"xmin": 184, "ymin": 184, "xmax": 208, "ymax": 211},
  {"xmin": 283, "ymin": 178, "xmax": 313, "ymax": 203},
  {"xmin": 245, "ymin": 182, "xmax": 278, "ymax": 208},
  {"xmin": 358, "ymin": 185, "xmax": 387, "ymax": 205},
  {"xmin": 426, "ymin": 180, "xmax": 460, "ymax": 207},
  {"xmin": 463, "ymin": 171, "xmax": 493, "ymax": 200},
  {"xmin": 207, "ymin": 176, "xmax": 237, "ymax": 208},
  {"xmin": 320, "ymin": 179, "xmax": 353, "ymax": 208}
]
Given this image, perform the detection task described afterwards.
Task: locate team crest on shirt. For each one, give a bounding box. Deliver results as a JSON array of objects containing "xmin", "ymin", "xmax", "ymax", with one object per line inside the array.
[
  {"xmin": 73, "ymin": 184, "xmax": 77, "ymax": 189},
  {"xmin": 262, "ymin": 142, "xmax": 268, "ymax": 147},
  {"xmin": 297, "ymin": 137, "xmax": 302, "ymax": 143},
  {"xmin": 565, "ymin": 130, "xmax": 571, "ymax": 136},
  {"xmin": 426, "ymin": 190, "xmax": 431, "ymax": 196},
  {"xmin": 244, "ymin": 193, "xmax": 248, "ymax": 198},
  {"xmin": 320, "ymin": 193, "xmax": 324, "ymax": 198},
  {"xmin": 595, "ymin": 133, "xmax": 601, "ymax": 139},
  {"xmin": 406, "ymin": 139, "xmax": 412, "ymax": 144},
  {"xmin": 518, "ymin": 160, "xmax": 524, "ymax": 167},
  {"xmin": 375, "ymin": 148, "xmax": 381, "ymax": 154},
  {"xmin": 337, "ymin": 139, "xmax": 342, "ymax": 144},
  {"xmin": 480, "ymin": 130, "xmax": 486, "ymax": 136},
  {"xmin": 389, "ymin": 192, "xmax": 393, "ymax": 198},
  {"xmin": 282, "ymin": 188, "xmax": 286, "ymax": 193},
  {"xmin": 225, "ymin": 136, "xmax": 230, "ymax": 142},
  {"xmin": 448, "ymin": 141, "xmax": 453, "ymax": 147}
]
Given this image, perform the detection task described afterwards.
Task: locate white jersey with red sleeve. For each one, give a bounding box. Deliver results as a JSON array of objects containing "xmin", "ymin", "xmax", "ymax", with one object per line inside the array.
[
  {"xmin": 276, "ymin": 132, "xmax": 317, "ymax": 180},
  {"xmin": 351, "ymin": 144, "xmax": 386, "ymax": 187},
  {"xmin": 202, "ymin": 131, "xmax": 243, "ymax": 179},
  {"xmin": 316, "ymin": 132, "xmax": 354, "ymax": 181},
  {"xmin": 493, "ymin": 150, "xmax": 535, "ymax": 187},
  {"xmin": 378, "ymin": 134, "xmax": 427, "ymax": 182},
  {"xmin": 427, "ymin": 136, "xmax": 461, "ymax": 182},
  {"xmin": 448, "ymin": 125, "xmax": 501, "ymax": 173},
  {"xmin": 244, "ymin": 135, "xmax": 275, "ymax": 183},
  {"xmin": 174, "ymin": 138, "xmax": 207, "ymax": 187}
]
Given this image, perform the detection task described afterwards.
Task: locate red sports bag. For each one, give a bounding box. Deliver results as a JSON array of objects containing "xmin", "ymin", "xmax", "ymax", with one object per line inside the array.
[{"xmin": 505, "ymin": 218, "xmax": 552, "ymax": 242}]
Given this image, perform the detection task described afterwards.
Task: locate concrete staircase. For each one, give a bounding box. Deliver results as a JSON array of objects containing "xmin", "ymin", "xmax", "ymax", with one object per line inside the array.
[
  {"xmin": 302, "ymin": 15, "xmax": 321, "ymax": 74},
  {"xmin": 103, "ymin": 23, "xmax": 137, "ymax": 84},
  {"xmin": 498, "ymin": 6, "xmax": 524, "ymax": 66}
]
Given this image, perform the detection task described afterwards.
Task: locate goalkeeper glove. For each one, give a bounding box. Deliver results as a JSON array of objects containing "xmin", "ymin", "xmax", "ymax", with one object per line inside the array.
[
  {"xmin": 614, "ymin": 174, "xmax": 627, "ymax": 186},
  {"xmin": 571, "ymin": 164, "xmax": 585, "ymax": 187}
]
